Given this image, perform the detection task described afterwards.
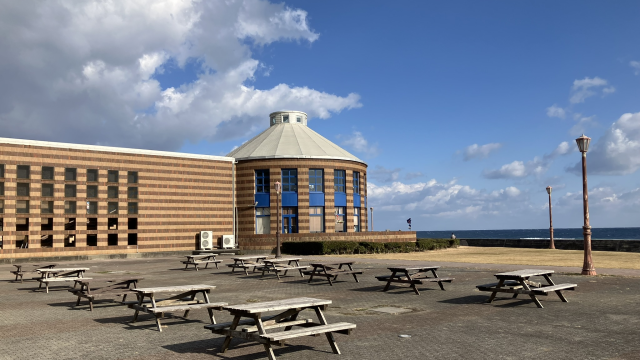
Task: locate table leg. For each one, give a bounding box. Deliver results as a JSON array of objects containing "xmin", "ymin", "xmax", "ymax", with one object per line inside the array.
[
  {"xmin": 430, "ymin": 269, "xmax": 446, "ymax": 290},
  {"xmin": 383, "ymin": 271, "xmax": 397, "ymax": 292},
  {"xmin": 220, "ymin": 315, "xmax": 241, "ymax": 353},
  {"xmin": 231, "ymin": 261, "xmax": 237, "ymax": 273},
  {"xmin": 295, "ymin": 260, "xmax": 304, "ymax": 277},
  {"xmin": 519, "ymin": 279, "xmax": 543, "ymax": 308},
  {"xmin": 406, "ymin": 271, "xmax": 420, "ymax": 295},
  {"xmin": 242, "ymin": 261, "xmax": 250, "ymax": 276},
  {"xmin": 543, "ymin": 274, "xmax": 568, "ymax": 302},
  {"xmin": 347, "ymin": 264, "xmax": 359, "ymax": 282},
  {"xmin": 314, "ymin": 306, "xmax": 341, "ymax": 355},
  {"xmin": 184, "ymin": 292, "xmax": 197, "ymax": 318},
  {"xmin": 308, "ymin": 265, "xmax": 317, "ymax": 283},
  {"xmin": 132, "ymin": 293, "xmax": 144, "ymax": 322},
  {"xmin": 324, "ymin": 267, "xmax": 334, "ymax": 286},
  {"xmin": 487, "ymin": 279, "xmax": 504, "ymax": 303},
  {"xmin": 254, "ymin": 316, "xmax": 277, "ymax": 360}
]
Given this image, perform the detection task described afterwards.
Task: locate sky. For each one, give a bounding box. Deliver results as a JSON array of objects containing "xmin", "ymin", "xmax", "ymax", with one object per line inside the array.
[{"xmin": 1, "ymin": 0, "xmax": 639, "ymax": 231}]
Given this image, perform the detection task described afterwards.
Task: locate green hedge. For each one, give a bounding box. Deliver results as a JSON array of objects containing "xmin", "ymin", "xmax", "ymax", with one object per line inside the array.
[{"xmin": 281, "ymin": 238, "xmax": 458, "ymax": 255}]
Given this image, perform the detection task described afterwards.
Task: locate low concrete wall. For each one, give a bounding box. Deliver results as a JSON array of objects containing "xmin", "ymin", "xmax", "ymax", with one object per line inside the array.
[
  {"xmin": 239, "ymin": 231, "xmax": 417, "ymax": 253},
  {"xmin": 0, "ymin": 250, "xmax": 193, "ymax": 265},
  {"xmin": 461, "ymin": 238, "xmax": 640, "ymax": 253}
]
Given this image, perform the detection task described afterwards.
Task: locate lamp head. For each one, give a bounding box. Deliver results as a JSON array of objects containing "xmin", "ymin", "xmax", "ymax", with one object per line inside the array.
[
  {"xmin": 274, "ymin": 181, "xmax": 281, "ymax": 194},
  {"xmin": 546, "ymin": 186, "xmax": 552, "ymax": 195},
  {"xmin": 575, "ymin": 134, "xmax": 591, "ymax": 153}
]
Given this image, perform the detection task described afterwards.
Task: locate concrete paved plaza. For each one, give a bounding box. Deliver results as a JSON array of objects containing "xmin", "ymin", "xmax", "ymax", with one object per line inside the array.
[{"xmin": 1, "ymin": 255, "xmax": 639, "ymax": 360}]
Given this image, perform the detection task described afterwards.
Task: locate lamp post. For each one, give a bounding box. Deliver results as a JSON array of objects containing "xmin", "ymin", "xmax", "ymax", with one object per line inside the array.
[
  {"xmin": 370, "ymin": 207, "xmax": 373, "ymax": 231},
  {"xmin": 576, "ymin": 134, "xmax": 596, "ymax": 275},
  {"xmin": 275, "ymin": 181, "xmax": 282, "ymax": 258},
  {"xmin": 546, "ymin": 186, "xmax": 555, "ymax": 250}
]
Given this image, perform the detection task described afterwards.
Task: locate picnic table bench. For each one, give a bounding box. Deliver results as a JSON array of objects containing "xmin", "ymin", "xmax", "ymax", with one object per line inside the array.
[
  {"xmin": 128, "ymin": 284, "xmax": 227, "ymax": 332},
  {"xmin": 477, "ymin": 269, "xmax": 577, "ymax": 308},
  {"xmin": 37, "ymin": 268, "xmax": 90, "ymax": 293},
  {"xmin": 375, "ymin": 266, "xmax": 454, "ymax": 295},
  {"xmin": 205, "ymin": 297, "xmax": 355, "ymax": 360},
  {"xmin": 257, "ymin": 258, "xmax": 309, "ymax": 280},
  {"xmin": 182, "ymin": 254, "xmax": 223, "ymax": 271},
  {"xmin": 303, "ymin": 262, "xmax": 362, "ymax": 286},
  {"xmin": 10, "ymin": 264, "xmax": 56, "ymax": 283},
  {"xmin": 69, "ymin": 277, "xmax": 143, "ymax": 311},
  {"xmin": 226, "ymin": 256, "xmax": 269, "ymax": 275}
]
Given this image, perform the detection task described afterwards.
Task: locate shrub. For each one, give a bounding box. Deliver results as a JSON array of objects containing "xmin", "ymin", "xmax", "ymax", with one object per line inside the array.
[
  {"xmin": 416, "ymin": 238, "xmax": 459, "ymax": 251},
  {"xmin": 281, "ymin": 238, "xmax": 458, "ymax": 255}
]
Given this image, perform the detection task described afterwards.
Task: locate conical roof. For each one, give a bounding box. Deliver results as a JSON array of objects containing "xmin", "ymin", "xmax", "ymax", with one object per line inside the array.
[{"xmin": 227, "ymin": 111, "xmax": 364, "ymax": 164}]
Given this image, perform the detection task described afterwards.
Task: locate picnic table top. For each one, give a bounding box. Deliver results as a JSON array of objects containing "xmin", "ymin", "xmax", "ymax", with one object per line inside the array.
[
  {"xmin": 14, "ymin": 264, "xmax": 56, "ymax": 269},
  {"xmin": 231, "ymin": 256, "xmax": 268, "ymax": 261},
  {"xmin": 222, "ymin": 297, "xmax": 331, "ymax": 314},
  {"xmin": 495, "ymin": 269, "xmax": 554, "ymax": 278},
  {"xmin": 387, "ymin": 266, "xmax": 440, "ymax": 272},
  {"xmin": 38, "ymin": 268, "xmax": 89, "ymax": 273},
  {"xmin": 74, "ymin": 277, "xmax": 144, "ymax": 285},
  {"xmin": 133, "ymin": 284, "xmax": 215, "ymax": 294},
  {"xmin": 185, "ymin": 254, "xmax": 217, "ymax": 259},
  {"xmin": 309, "ymin": 261, "xmax": 355, "ymax": 267},
  {"xmin": 263, "ymin": 257, "xmax": 302, "ymax": 263}
]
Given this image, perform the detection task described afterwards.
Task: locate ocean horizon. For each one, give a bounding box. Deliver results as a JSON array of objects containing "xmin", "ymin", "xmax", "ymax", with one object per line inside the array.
[{"xmin": 416, "ymin": 227, "xmax": 640, "ymax": 240}]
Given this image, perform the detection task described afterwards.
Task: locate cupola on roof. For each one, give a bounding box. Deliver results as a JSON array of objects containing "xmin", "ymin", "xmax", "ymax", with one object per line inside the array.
[{"xmin": 227, "ymin": 111, "xmax": 364, "ymax": 164}]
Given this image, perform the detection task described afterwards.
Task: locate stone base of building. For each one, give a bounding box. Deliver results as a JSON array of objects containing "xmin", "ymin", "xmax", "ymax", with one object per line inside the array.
[
  {"xmin": 238, "ymin": 231, "xmax": 417, "ymax": 253},
  {"xmin": 0, "ymin": 249, "xmax": 196, "ymax": 264}
]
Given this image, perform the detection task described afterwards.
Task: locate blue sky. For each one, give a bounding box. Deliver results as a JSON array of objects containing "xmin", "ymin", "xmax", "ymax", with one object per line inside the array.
[{"xmin": 1, "ymin": 1, "xmax": 639, "ymax": 231}]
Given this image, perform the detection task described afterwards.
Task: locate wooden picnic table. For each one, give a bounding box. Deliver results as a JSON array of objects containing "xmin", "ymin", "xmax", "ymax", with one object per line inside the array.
[
  {"xmin": 226, "ymin": 256, "xmax": 269, "ymax": 275},
  {"xmin": 10, "ymin": 264, "xmax": 56, "ymax": 283},
  {"xmin": 37, "ymin": 268, "xmax": 90, "ymax": 293},
  {"xmin": 128, "ymin": 284, "xmax": 227, "ymax": 332},
  {"xmin": 205, "ymin": 297, "xmax": 356, "ymax": 360},
  {"xmin": 375, "ymin": 266, "xmax": 454, "ymax": 295},
  {"xmin": 304, "ymin": 261, "xmax": 363, "ymax": 286},
  {"xmin": 70, "ymin": 277, "xmax": 144, "ymax": 311},
  {"xmin": 257, "ymin": 258, "xmax": 308, "ymax": 280},
  {"xmin": 477, "ymin": 269, "xmax": 577, "ymax": 308},
  {"xmin": 182, "ymin": 254, "xmax": 223, "ymax": 271}
]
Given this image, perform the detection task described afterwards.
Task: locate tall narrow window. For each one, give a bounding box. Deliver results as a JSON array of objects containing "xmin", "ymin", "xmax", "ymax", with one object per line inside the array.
[
  {"xmin": 353, "ymin": 172, "xmax": 360, "ymax": 194},
  {"xmin": 108, "ymin": 170, "xmax": 119, "ymax": 183},
  {"xmin": 255, "ymin": 208, "xmax": 270, "ymax": 234},
  {"xmin": 255, "ymin": 170, "xmax": 269, "ymax": 193},
  {"xmin": 0, "ymin": 182, "xmax": 3, "ymax": 196},
  {"xmin": 17, "ymin": 183, "xmax": 30, "ymax": 197},
  {"xmin": 0, "ymin": 164, "xmax": 4, "ymax": 178},
  {"xmin": 86, "ymin": 169, "xmax": 98, "ymax": 182},
  {"xmin": 0, "ymin": 199, "xmax": 4, "ymax": 214},
  {"xmin": 65, "ymin": 184, "xmax": 77, "ymax": 197},
  {"xmin": 334, "ymin": 207, "xmax": 346, "ymax": 232},
  {"xmin": 283, "ymin": 115, "xmax": 289, "ymax": 123},
  {"xmin": 354, "ymin": 208, "xmax": 360, "ymax": 232},
  {"xmin": 310, "ymin": 207, "xmax": 324, "ymax": 233},
  {"xmin": 296, "ymin": 116, "xmax": 302, "ymax": 123},
  {"xmin": 282, "ymin": 169, "xmax": 297, "ymax": 192},
  {"xmin": 41, "ymin": 166, "xmax": 54, "ymax": 180},
  {"xmin": 334, "ymin": 170, "xmax": 346, "ymax": 193},
  {"xmin": 65, "ymin": 168, "xmax": 77, "ymax": 181},
  {"xmin": 309, "ymin": 169, "xmax": 323, "ymax": 192},
  {"xmin": 17, "ymin": 165, "xmax": 30, "ymax": 179},
  {"xmin": 128, "ymin": 171, "xmax": 138, "ymax": 183}
]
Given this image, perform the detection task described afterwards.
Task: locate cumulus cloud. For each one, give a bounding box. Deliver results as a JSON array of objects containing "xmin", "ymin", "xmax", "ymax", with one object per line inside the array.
[
  {"xmin": 484, "ymin": 141, "xmax": 573, "ymax": 179},
  {"xmin": 340, "ymin": 131, "xmax": 379, "ymax": 156},
  {"xmin": 369, "ymin": 165, "xmax": 400, "ymax": 183},
  {"xmin": 567, "ymin": 112, "xmax": 640, "ymax": 175},
  {"xmin": 462, "ymin": 143, "xmax": 502, "ymax": 161},
  {"xmin": 557, "ymin": 186, "xmax": 640, "ymax": 212},
  {"xmin": 546, "ymin": 105, "xmax": 566, "ymax": 119},
  {"xmin": 569, "ymin": 77, "xmax": 612, "ymax": 104},
  {"xmin": 0, "ymin": 0, "xmax": 361, "ymax": 151},
  {"xmin": 630, "ymin": 60, "xmax": 640, "ymax": 75}
]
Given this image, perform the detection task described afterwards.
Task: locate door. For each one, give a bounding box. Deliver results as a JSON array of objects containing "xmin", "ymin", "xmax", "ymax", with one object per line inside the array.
[{"xmin": 282, "ymin": 214, "xmax": 298, "ymax": 233}]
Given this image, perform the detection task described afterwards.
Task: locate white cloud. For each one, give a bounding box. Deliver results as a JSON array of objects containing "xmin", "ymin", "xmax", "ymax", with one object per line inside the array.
[
  {"xmin": 602, "ymin": 86, "xmax": 616, "ymax": 95},
  {"xmin": 630, "ymin": 61, "xmax": 640, "ymax": 75},
  {"xmin": 558, "ymin": 186, "xmax": 640, "ymax": 212},
  {"xmin": 462, "ymin": 143, "xmax": 502, "ymax": 161},
  {"xmin": 546, "ymin": 105, "xmax": 566, "ymax": 119},
  {"xmin": 569, "ymin": 76, "xmax": 611, "ymax": 104},
  {"xmin": 567, "ymin": 112, "xmax": 640, "ymax": 175},
  {"xmin": 369, "ymin": 165, "xmax": 400, "ymax": 183},
  {"xmin": 484, "ymin": 141, "xmax": 573, "ymax": 179},
  {"xmin": 340, "ymin": 131, "xmax": 379, "ymax": 156},
  {"xmin": 0, "ymin": 0, "xmax": 361, "ymax": 151}
]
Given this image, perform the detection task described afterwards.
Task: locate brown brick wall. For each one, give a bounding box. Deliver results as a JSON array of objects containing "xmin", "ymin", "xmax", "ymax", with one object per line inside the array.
[
  {"xmin": 239, "ymin": 231, "xmax": 416, "ymax": 251},
  {"xmin": 0, "ymin": 143, "xmax": 233, "ymax": 259}
]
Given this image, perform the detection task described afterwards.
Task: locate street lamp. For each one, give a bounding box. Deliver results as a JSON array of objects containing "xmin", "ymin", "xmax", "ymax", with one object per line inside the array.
[
  {"xmin": 546, "ymin": 186, "xmax": 555, "ymax": 250},
  {"xmin": 275, "ymin": 181, "xmax": 282, "ymax": 258},
  {"xmin": 370, "ymin": 207, "xmax": 373, "ymax": 231},
  {"xmin": 576, "ymin": 134, "xmax": 596, "ymax": 275}
]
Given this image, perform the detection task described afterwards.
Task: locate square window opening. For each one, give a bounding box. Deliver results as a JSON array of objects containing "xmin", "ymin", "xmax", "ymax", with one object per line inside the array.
[
  {"xmin": 16, "ymin": 200, "xmax": 30, "ymax": 214},
  {"xmin": 128, "ymin": 202, "xmax": 138, "ymax": 214},
  {"xmin": 65, "ymin": 168, "xmax": 77, "ymax": 181},
  {"xmin": 128, "ymin": 171, "xmax": 138, "ymax": 184},
  {"xmin": 41, "ymin": 218, "xmax": 54, "ymax": 231},
  {"xmin": 65, "ymin": 184, "xmax": 77, "ymax": 197},
  {"xmin": 108, "ymin": 233, "xmax": 118, "ymax": 246},
  {"xmin": 86, "ymin": 218, "xmax": 98, "ymax": 231},
  {"xmin": 16, "ymin": 218, "xmax": 29, "ymax": 232},
  {"xmin": 86, "ymin": 185, "xmax": 98, "ymax": 198},
  {"xmin": 64, "ymin": 201, "xmax": 76, "ymax": 214},
  {"xmin": 16, "ymin": 235, "xmax": 29, "ymax": 249},
  {"xmin": 64, "ymin": 235, "xmax": 76, "ymax": 248},
  {"xmin": 282, "ymin": 169, "xmax": 298, "ymax": 192},
  {"xmin": 0, "ymin": 164, "xmax": 4, "ymax": 178},
  {"xmin": 128, "ymin": 218, "xmax": 138, "ymax": 230},
  {"xmin": 127, "ymin": 187, "xmax": 138, "ymax": 199},
  {"xmin": 128, "ymin": 233, "xmax": 138, "ymax": 246},
  {"xmin": 86, "ymin": 201, "xmax": 98, "ymax": 214},
  {"xmin": 41, "ymin": 183, "xmax": 54, "ymax": 197},
  {"xmin": 41, "ymin": 201, "xmax": 54, "ymax": 214},
  {"xmin": 41, "ymin": 166, "xmax": 54, "ymax": 180},
  {"xmin": 108, "ymin": 170, "xmax": 119, "ymax": 183},
  {"xmin": 86, "ymin": 169, "xmax": 99, "ymax": 182},
  {"xmin": 0, "ymin": 182, "xmax": 4, "ymax": 196},
  {"xmin": 108, "ymin": 218, "xmax": 118, "ymax": 230},
  {"xmin": 17, "ymin": 183, "xmax": 30, "ymax": 197},
  {"xmin": 65, "ymin": 218, "xmax": 76, "ymax": 231},
  {"xmin": 108, "ymin": 186, "xmax": 118, "ymax": 198},
  {"xmin": 41, "ymin": 235, "xmax": 53, "ymax": 248},
  {"xmin": 87, "ymin": 234, "xmax": 98, "ymax": 247},
  {"xmin": 17, "ymin": 165, "xmax": 30, "ymax": 179},
  {"xmin": 108, "ymin": 202, "xmax": 119, "ymax": 214}
]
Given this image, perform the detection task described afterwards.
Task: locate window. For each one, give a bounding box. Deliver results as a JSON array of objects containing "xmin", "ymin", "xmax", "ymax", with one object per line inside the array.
[
  {"xmin": 87, "ymin": 201, "xmax": 98, "ymax": 214},
  {"xmin": 334, "ymin": 207, "xmax": 346, "ymax": 232},
  {"xmin": 65, "ymin": 168, "xmax": 77, "ymax": 181},
  {"xmin": 16, "ymin": 218, "xmax": 29, "ymax": 231},
  {"xmin": 65, "ymin": 184, "xmax": 77, "ymax": 197},
  {"xmin": 255, "ymin": 170, "xmax": 269, "ymax": 193},
  {"xmin": 16, "ymin": 235, "xmax": 28, "ymax": 249},
  {"xmin": 283, "ymin": 115, "xmax": 289, "ymax": 123},
  {"xmin": 0, "ymin": 199, "xmax": 4, "ymax": 213},
  {"xmin": 296, "ymin": 116, "xmax": 302, "ymax": 123},
  {"xmin": 87, "ymin": 218, "xmax": 98, "ymax": 231},
  {"xmin": 255, "ymin": 207, "xmax": 270, "ymax": 234},
  {"xmin": 41, "ymin": 166, "xmax": 54, "ymax": 180},
  {"xmin": 64, "ymin": 235, "xmax": 76, "ymax": 248},
  {"xmin": 282, "ymin": 207, "xmax": 297, "ymax": 234},
  {"xmin": 282, "ymin": 169, "xmax": 297, "ymax": 192},
  {"xmin": 128, "ymin": 233, "xmax": 138, "ymax": 246},
  {"xmin": 310, "ymin": 207, "xmax": 324, "ymax": 233},
  {"xmin": 16, "ymin": 200, "xmax": 29, "ymax": 214},
  {"xmin": 41, "ymin": 218, "xmax": 53, "ymax": 231},
  {"xmin": 334, "ymin": 170, "xmax": 346, "ymax": 193},
  {"xmin": 17, "ymin": 183, "xmax": 30, "ymax": 197},
  {"xmin": 128, "ymin": 171, "xmax": 138, "ymax": 183},
  {"xmin": 309, "ymin": 169, "xmax": 323, "ymax": 192},
  {"xmin": 86, "ymin": 169, "xmax": 98, "ymax": 182},
  {"xmin": 0, "ymin": 182, "xmax": 3, "ymax": 196},
  {"xmin": 64, "ymin": 218, "xmax": 76, "ymax": 230},
  {"xmin": 41, "ymin": 183, "xmax": 54, "ymax": 197},
  {"xmin": 128, "ymin": 187, "xmax": 138, "ymax": 199},
  {"xmin": 108, "ymin": 186, "xmax": 118, "ymax": 198},
  {"xmin": 353, "ymin": 172, "xmax": 360, "ymax": 194},
  {"xmin": 271, "ymin": 116, "xmax": 276, "ymax": 125},
  {"xmin": 128, "ymin": 218, "xmax": 138, "ymax": 230},
  {"xmin": 86, "ymin": 234, "xmax": 98, "ymax": 247},
  {"xmin": 65, "ymin": 201, "xmax": 76, "ymax": 214},
  {"xmin": 41, "ymin": 235, "xmax": 53, "ymax": 248},
  {"xmin": 86, "ymin": 185, "xmax": 98, "ymax": 198},
  {"xmin": 108, "ymin": 170, "xmax": 119, "ymax": 183},
  {"xmin": 354, "ymin": 208, "xmax": 360, "ymax": 232},
  {"xmin": 108, "ymin": 202, "xmax": 118, "ymax": 214},
  {"xmin": 108, "ymin": 234, "xmax": 118, "ymax": 246},
  {"xmin": 128, "ymin": 202, "xmax": 138, "ymax": 214},
  {"xmin": 0, "ymin": 164, "xmax": 4, "ymax": 178},
  {"xmin": 17, "ymin": 165, "xmax": 30, "ymax": 179},
  {"xmin": 41, "ymin": 201, "xmax": 54, "ymax": 214},
  {"xmin": 108, "ymin": 218, "xmax": 118, "ymax": 230}
]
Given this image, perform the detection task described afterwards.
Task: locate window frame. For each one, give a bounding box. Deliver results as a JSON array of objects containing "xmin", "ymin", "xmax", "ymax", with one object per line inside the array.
[
  {"xmin": 64, "ymin": 200, "xmax": 76, "ymax": 214},
  {"xmin": 309, "ymin": 169, "xmax": 323, "ymax": 193},
  {"xmin": 41, "ymin": 166, "xmax": 54, "ymax": 180},
  {"xmin": 65, "ymin": 168, "xmax": 77, "ymax": 181},
  {"xmin": 64, "ymin": 184, "xmax": 77, "ymax": 198},
  {"xmin": 354, "ymin": 207, "xmax": 360, "ymax": 232},
  {"xmin": 17, "ymin": 165, "xmax": 30, "ymax": 179},
  {"xmin": 86, "ymin": 185, "xmax": 98, "ymax": 198},
  {"xmin": 128, "ymin": 171, "xmax": 138, "ymax": 184},
  {"xmin": 41, "ymin": 183, "xmax": 54, "ymax": 197},
  {"xmin": 334, "ymin": 170, "xmax": 346, "ymax": 193},
  {"xmin": 309, "ymin": 206, "xmax": 324, "ymax": 233},
  {"xmin": 255, "ymin": 170, "xmax": 270, "ymax": 193},
  {"xmin": 353, "ymin": 172, "xmax": 360, "ymax": 194},
  {"xmin": 255, "ymin": 207, "xmax": 271, "ymax": 234},
  {"xmin": 334, "ymin": 206, "xmax": 346, "ymax": 232},
  {"xmin": 108, "ymin": 202, "xmax": 119, "ymax": 214},
  {"xmin": 86, "ymin": 169, "xmax": 99, "ymax": 182},
  {"xmin": 107, "ymin": 186, "xmax": 119, "ymax": 199},
  {"xmin": 127, "ymin": 186, "xmax": 138, "ymax": 199},
  {"xmin": 127, "ymin": 202, "xmax": 138, "ymax": 214},
  {"xmin": 86, "ymin": 201, "xmax": 98, "ymax": 215},
  {"xmin": 281, "ymin": 169, "xmax": 298, "ymax": 192},
  {"xmin": 40, "ymin": 200, "xmax": 54, "ymax": 214},
  {"xmin": 107, "ymin": 170, "xmax": 119, "ymax": 183},
  {"xmin": 16, "ymin": 182, "xmax": 30, "ymax": 197}
]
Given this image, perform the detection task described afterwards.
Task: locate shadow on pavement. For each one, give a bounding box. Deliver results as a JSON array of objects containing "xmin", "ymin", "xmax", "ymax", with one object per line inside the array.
[{"xmin": 163, "ymin": 338, "xmax": 323, "ymax": 360}]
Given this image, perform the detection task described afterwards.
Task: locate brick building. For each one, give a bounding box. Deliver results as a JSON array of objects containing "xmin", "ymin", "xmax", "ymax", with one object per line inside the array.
[{"xmin": 0, "ymin": 111, "xmax": 415, "ymax": 259}]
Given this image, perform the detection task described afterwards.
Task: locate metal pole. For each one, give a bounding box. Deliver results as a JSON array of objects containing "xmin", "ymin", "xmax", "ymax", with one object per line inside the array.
[
  {"xmin": 370, "ymin": 207, "xmax": 373, "ymax": 231},
  {"xmin": 276, "ymin": 190, "xmax": 281, "ymax": 258},
  {"xmin": 581, "ymin": 152, "xmax": 596, "ymax": 275},
  {"xmin": 548, "ymin": 192, "xmax": 555, "ymax": 249}
]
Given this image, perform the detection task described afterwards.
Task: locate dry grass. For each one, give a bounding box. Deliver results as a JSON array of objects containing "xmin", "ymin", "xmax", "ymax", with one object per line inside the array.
[{"xmin": 335, "ymin": 246, "xmax": 640, "ymax": 270}]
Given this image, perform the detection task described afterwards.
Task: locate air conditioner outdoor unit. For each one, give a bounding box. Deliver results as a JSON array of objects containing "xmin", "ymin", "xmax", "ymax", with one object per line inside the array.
[
  {"xmin": 222, "ymin": 234, "xmax": 236, "ymax": 249},
  {"xmin": 200, "ymin": 231, "xmax": 213, "ymax": 250}
]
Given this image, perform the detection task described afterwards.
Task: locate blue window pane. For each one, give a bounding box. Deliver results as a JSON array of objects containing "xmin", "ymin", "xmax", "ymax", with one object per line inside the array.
[
  {"xmin": 256, "ymin": 170, "xmax": 269, "ymax": 193},
  {"xmin": 334, "ymin": 170, "xmax": 346, "ymax": 193},
  {"xmin": 282, "ymin": 169, "xmax": 297, "ymax": 193}
]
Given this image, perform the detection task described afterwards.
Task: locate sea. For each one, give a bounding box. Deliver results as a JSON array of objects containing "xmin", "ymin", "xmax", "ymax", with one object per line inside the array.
[{"xmin": 416, "ymin": 227, "xmax": 640, "ymax": 240}]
